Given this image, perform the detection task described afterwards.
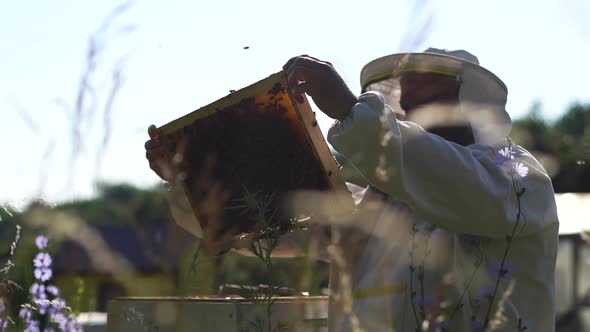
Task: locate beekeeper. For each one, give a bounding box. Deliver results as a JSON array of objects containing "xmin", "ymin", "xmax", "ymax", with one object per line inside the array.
[
  {"xmin": 145, "ymin": 48, "xmax": 559, "ymax": 332},
  {"xmin": 282, "ymin": 48, "xmax": 559, "ymax": 331}
]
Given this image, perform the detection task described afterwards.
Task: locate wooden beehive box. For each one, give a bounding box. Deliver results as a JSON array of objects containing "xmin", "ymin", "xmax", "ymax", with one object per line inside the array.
[
  {"xmin": 158, "ymin": 71, "xmax": 353, "ymax": 242},
  {"xmin": 107, "ymin": 296, "xmax": 328, "ymax": 332}
]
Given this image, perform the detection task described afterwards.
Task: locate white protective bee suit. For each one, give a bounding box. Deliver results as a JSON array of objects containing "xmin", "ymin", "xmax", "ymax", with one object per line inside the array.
[{"xmin": 326, "ymin": 49, "xmax": 559, "ymax": 332}]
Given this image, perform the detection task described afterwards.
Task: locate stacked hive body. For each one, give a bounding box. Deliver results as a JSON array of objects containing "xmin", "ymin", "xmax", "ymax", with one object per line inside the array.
[{"xmin": 159, "ymin": 72, "xmax": 352, "ymax": 239}]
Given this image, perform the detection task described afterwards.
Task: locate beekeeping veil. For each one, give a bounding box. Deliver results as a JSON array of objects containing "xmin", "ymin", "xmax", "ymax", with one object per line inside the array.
[{"xmin": 360, "ymin": 48, "xmax": 511, "ymax": 144}]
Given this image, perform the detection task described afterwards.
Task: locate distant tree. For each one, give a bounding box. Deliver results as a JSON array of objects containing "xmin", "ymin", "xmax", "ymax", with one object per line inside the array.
[
  {"xmin": 512, "ymin": 101, "xmax": 590, "ymax": 192},
  {"xmin": 554, "ymin": 103, "xmax": 589, "ymax": 139},
  {"xmin": 550, "ymin": 103, "xmax": 590, "ymax": 192},
  {"xmin": 56, "ymin": 182, "xmax": 174, "ymax": 225},
  {"xmin": 512, "ymin": 101, "xmax": 555, "ymax": 154},
  {"xmin": 97, "ymin": 182, "xmax": 137, "ymax": 203}
]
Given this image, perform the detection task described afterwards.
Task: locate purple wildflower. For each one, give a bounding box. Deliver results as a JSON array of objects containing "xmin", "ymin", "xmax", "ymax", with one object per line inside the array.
[
  {"xmin": 55, "ymin": 312, "xmax": 82, "ymax": 332},
  {"xmin": 53, "ymin": 312, "xmax": 66, "ymax": 328},
  {"xmin": 19, "ymin": 307, "xmax": 32, "ymax": 322},
  {"xmin": 23, "ymin": 320, "xmax": 39, "ymax": 332},
  {"xmin": 30, "ymin": 283, "xmax": 48, "ymax": 302},
  {"xmin": 0, "ymin": 303, "xmax": 8, "ymax": 330},
  {"xmin": 46, "ymin": 285, "xmax": 60, "ymax": 296},
  {"xmin": 36, "ymin": 300, "xmax": 49, "ymax": 315},
  {"xmin": 48, "ymin": 303, "xmax": 61, "ymax": 316},
  {"xmin": 33, "ymin": 253, "xmax": 52, "ymax": 268},
  {"xmin": 22, "ymin": 234, "xmax": 82, "ymax": 332},
  {"xmin": 494, "ymin": 146, "xmax": 514, "ymax": 165},
  {"xmin": 32, "ymin": 252, "xmax": 53, "ymax": 282},
  {"xmin": 34, "ymin": 267, "xmax": 52, "ymax": 282},
  {"xmin": 65, "ymin": 320, "xmax": 83, "ymax": 332},
  {"xmin": 50, "ymin": 298, "xmax": 66, "ymax": 312},
  {"xmin": 496, "ymin": 146, "xmax": 529, "ymax": 178},
  {"xmin": 35, "ymin": 236, "xmax": 48, "ymax": 250},
  {"xmin": 507, "ymin": 162, "xmax": 529, "ymax": 178}
]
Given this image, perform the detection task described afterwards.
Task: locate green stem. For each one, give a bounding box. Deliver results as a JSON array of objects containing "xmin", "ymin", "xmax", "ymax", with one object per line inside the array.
[
  {"xmin": 409, "ymin": 267, "xmax": 421, "ymax": 331},
  {"xmin": 482, "ymin": 179, "xmax": 521, "ymax": 330},
  {"xmin": 449, "ymin": 257, "xmax": 482, "ymax": 320},
  {"xmin": 419, "ymin": 266, "xmax": 425, "ymax": 320},
  {"xmin": 408, "ymin": 224, "xmax": 421, "ymax": 331}
]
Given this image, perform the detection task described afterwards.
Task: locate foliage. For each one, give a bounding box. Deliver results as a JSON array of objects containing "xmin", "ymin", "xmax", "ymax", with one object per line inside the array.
[
  {"xmin": 231, "ymin": 188, "xmax": 286, "ymax": 332},
  {"xmin": 55, "ymin": 182, "xmax": 174, "ymax": 226},
  {"xmin": 512, "ymin": 101, "xmax": 590, "ymax": 192}
]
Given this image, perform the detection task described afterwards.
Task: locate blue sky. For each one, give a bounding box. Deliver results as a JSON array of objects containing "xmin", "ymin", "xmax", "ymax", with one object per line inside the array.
[{"xmin": 1, "ymin": 0, "xmax": 589, "ymax": 207}]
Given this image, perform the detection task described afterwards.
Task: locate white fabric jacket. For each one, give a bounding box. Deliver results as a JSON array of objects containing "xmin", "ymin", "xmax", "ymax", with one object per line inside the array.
[{"xmin": 327, "ymin": 92, "xmax": 559, "ymax": 331}]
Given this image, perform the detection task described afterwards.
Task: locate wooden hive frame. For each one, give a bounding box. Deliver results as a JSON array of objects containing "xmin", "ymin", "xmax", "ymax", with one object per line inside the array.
[{"xmin": 158, "ymin": 71, "xmax": 353, "ymax": 242}]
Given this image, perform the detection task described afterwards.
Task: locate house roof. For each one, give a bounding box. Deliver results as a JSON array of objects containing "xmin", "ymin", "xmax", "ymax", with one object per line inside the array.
[{"xmin": 52, "ymin": 223, "xmax": 196, "ymax": 274}]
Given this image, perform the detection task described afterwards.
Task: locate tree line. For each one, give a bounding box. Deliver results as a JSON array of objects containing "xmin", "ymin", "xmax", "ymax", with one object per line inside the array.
[{"xmin": 511, "ymin": 101, "xmax": 589, "ymax": 192}]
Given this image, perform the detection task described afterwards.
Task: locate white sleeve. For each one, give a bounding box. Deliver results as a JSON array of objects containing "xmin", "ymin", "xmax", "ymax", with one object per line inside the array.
[
  {"xmin": 328, "ymin": 91, "xmax": 558, "ymax": 239},
  {"xmin": 165, "ymin": 183, "xmax": 204, "ymax": 238}
]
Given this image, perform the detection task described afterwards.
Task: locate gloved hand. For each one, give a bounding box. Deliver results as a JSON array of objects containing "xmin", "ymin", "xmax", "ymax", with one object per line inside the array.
[
  {"xmin": 144, "ymin": 124, "xmax": 186, "ymax": 183},
  {"xmin": 283, "ymin": 55, "xmax": 357, "ymax": 121}
]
